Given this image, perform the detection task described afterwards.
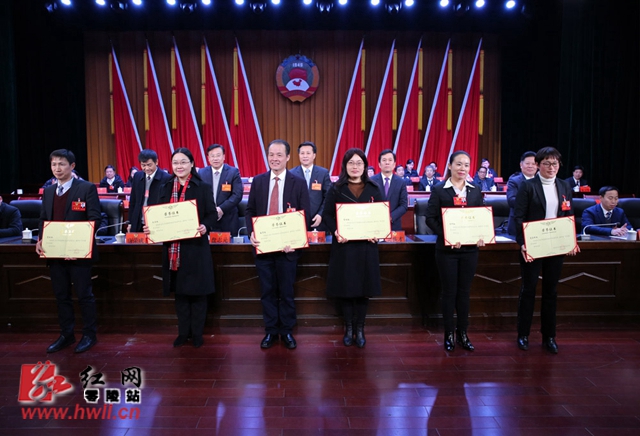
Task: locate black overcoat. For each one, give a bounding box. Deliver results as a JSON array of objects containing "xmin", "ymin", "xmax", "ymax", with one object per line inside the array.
[
  {"xmin": 323, "ymin": 181, "xmax": 384, "ymax": 299},
  {"xmin": 158, "ymin": 176, "xmax": 217, "ymax": 297}
]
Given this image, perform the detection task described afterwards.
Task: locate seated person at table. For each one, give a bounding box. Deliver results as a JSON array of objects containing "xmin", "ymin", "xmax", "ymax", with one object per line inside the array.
[
  {"xmin": 581, "ymin": 186, "xmax": 632, "ymax": 237},
  {"xmin": 405, "ymin": 159, "xmax": 419, "ymax": 177},
  {"xmin": 99, "ymin": 165, "xmax": 125, "ymax": 192},
  {"xmin": 0, "ymin": 196, "xmax": 22, "ymax": 237},
  {"xmin": 125, "ymin": 166, "xmax": 139, "ymax": 188},
  {"xmin": 473, "ymin": 167, "xmax": 496, "ymax": 191},
  {"xmin": 418, "ymin": 165, "xmax": 439, "ymax": 191},
  {"xmin": 429, "ymin": 161, "xmax": 442, "ymax": 178},
  {"xmin": 367, "ymin": 166, "xmax": 375, "ymax": 178},
  {"xmin": 371, "ymin": 149, "xmax": 408, "ymax": 231},
  {"xmin": 480, "ymin": 158, "xmax": 498, "ymax": 178},
  {"xmin": 565, "ymin": 165, "xmax": 588, "ymax": 191},
  {"xmin": 395, "ymin": 165, "xmax": 413, "ymax": 186}
]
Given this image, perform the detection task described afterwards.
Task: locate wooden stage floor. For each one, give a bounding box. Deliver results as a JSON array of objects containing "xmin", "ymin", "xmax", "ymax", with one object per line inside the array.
[{"xmin": 1, "ymin": 322, "xmax": 639, "ymax": 435}]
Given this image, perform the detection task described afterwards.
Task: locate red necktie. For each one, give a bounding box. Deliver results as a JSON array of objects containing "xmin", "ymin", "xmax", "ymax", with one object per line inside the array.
[{"xmin": 268, "ymin": 177, "xmax": 280, "ymax": 215}]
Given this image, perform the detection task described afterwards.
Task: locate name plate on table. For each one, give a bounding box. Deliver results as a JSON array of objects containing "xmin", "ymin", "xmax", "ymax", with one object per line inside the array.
[
  {"xmin": 384, "ymin": 230, "xmax": 405, "ymax": 242},
  {"xmin": 252, "ymin": 210, "xmax": 309, "ymax": 254},
  {"xmin": 209, "ymin": 232, "xmax": 231, "ymax": 243},
  {"xmin": 307, "ymin": 231, "xmax": 326, "ymax": 243},
  {"xmin": 522, "ymin": 216, "xmax": 578, "ymax": 261},
  {"xmin": 41, "ymin": 221, "xmax": 95, "ymax": 258},
  {"xmin": 143, "ymin": 200, "xmax": 200, "ymax": 243},
  {"xmin": 125, "ymin": 232, "xmax": 148, "ymax": 244},
  {"xmin": 336, "ymin": 202, "xmax": 391, "ymax": 240},
  {"xmin": 442, "ymin": 206, "xmax": 496, "ymax": 246}
]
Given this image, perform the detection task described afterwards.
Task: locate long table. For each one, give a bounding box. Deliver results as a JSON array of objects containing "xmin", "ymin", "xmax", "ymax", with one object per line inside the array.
[{"xmin": 1, "ymin": 237, "xmax": 638, "ymax": 328}]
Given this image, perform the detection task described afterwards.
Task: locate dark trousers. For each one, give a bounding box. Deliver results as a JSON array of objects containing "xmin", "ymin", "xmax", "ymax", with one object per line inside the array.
[
  {"xmin": 49, "ymin": 261, "xmax": 97, "ymax": 339},
  {"xmin": 174, "ymin": 294, "xmax": 208, "ymax": 337},
  {"xmin": 340, "ymin": 298, "xmax": 369, "ymax": 325},
  {"xmin": 435, "ymin": 249, "xmax": 479, "ymax": 333},
  {"xmin": 518, "ymin": 255, "xmax": 565, "ymax": 338},
  {"xmin": 255, "ymin": 253, "xmax": 298, "ymax": 335}
]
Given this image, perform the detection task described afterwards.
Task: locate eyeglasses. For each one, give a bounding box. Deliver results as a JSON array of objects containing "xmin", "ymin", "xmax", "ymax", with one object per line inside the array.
[
  {"xmin": 539, "ymin": 161, "xmax": 560, "ymax": 168},
  {"xmin": 347, "ymin": 161, "xmax": 364, "ymax": 167},
  {"xmin": 172, "ymin": 161, "xmax": 191, "ymax": 166}
]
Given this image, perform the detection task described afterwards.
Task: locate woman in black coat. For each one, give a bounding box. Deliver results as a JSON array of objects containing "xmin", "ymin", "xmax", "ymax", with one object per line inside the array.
[
  {"xmin": 426, "ymin": 151, "xmax": 485, "ymax": 353},
  {"xmin": 145, "ymin": 148, "xmax": 217, "ymax": 348},
  {"xmin": 323, "ymin": 148, "xmax": 384, "ymax": 348}
]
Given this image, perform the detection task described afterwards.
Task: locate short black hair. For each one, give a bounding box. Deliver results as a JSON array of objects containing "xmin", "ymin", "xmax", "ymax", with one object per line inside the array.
[
  {"xmin": 49, "ymin": 149, "xmax": 76, "ymax": 165},
  {"xmin": 298, "ymin": 141, "xmax": 317, "ymax": 154},
  {"xmin": 138, "ymin": 149, "xmax": 158, "ymax": 163},
  {"xmin": 406, "ymin": 159, "xmax": 414, "ymax": 165},
  {"xmin": 481, "ymin": 158, "xmax": 490, "ymax": 163},
  {"xmin": 378, "ymin": 149, "xmax": 396, "ymax": 163},
  {"xmin": 520, "ymin": 151, "xmax": 536, "ymax": 162},
  {"xmin": 573, "ymin": 165, "xmax": 584, "ymax": 172},
  {"xmin": 269, "ymin": 139, "xmax": 290, "ymax": 156},
  {"xmin": 535, "ymin": 147, "xmax": 562, "ymax": 165},
  {"xmin": 395, "ymin": 165, "xmax": 404, "ymax": 171},
  {"xmin": 104, "ymin": 165, "xmax": 115, "ymax": 171},
  {"xmin": 599, "ymin": 186, "xmax": 619, "ymax": 197},
  {"xmin": 207, "ymin": 144, "xmax": 225, "ymax": 154}
]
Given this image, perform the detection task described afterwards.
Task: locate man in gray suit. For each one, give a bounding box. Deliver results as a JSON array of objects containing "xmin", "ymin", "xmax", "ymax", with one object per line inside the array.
[
  {"xmin": 290, "ymin": 141, "xmax": 332, "ymax": 231},
  {"xmin": 198, "ymin": 144, "xmax": 243, "ymax": 235}
]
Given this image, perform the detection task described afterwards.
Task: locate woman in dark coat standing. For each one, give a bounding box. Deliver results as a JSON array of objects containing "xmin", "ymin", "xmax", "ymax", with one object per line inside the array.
[
  {"xmin": 323, "ymin": 148, "xmax": 384, "ymax": 348},
  {"xmin": 426, "ymin": 151, "xmax": 485, "ymax": 353},
  {"xmin": 145, "ymin": 148, "xmax": 217, "ymax": 348}
]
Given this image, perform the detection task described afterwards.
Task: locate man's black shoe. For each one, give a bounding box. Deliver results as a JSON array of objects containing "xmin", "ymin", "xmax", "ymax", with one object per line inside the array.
[
  {"xmin": 260, "ymin": 333, "xmax": 277, "ymax": 349},
  {"xmin": 281, "ymin": 333, "xmax": 297, "ymax": 349},
  {"xmin": 74, "ymin": 336, "xmax": 97, "ymax": 353},
  {"xmin": 47, "ymin": 335, "xmax": 76, "ymax": 353}
]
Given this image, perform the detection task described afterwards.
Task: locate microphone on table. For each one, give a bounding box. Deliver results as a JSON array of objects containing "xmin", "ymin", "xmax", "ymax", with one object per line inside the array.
[
  {"xmin": 580, "ymin": 222, "xmax": 621, "ymax": 240},
  {"xmin": 95, "ymin": 220, "xmax": 130, "ymax": 243},
  {"xmin": 233, "ymin": 227, "xmax": 247, "ymax": 244}
]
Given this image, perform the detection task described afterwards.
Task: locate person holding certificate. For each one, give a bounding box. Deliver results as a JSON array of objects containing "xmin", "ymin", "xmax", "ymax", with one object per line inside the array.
[
  {"xmin": 36, "ymin": 149, "xmax": 102, "ymax": 354},
  {"xmin": 245, "ymin": 139, "xmax": 310, "ymax": 350},
  {"xmin": 147, "ymin": 148, "xmax": 217, "ymax": 348},
  {"xmin": 425, "ymin": 151, "xmax": 485, "ymax": 353},
  {"xmin": 323, "ymin": 148, "xmax": 384, "ymax": 348},
  {"xmin": 514, "ymin": 147, "xmax": 579, "ymax": 354}
]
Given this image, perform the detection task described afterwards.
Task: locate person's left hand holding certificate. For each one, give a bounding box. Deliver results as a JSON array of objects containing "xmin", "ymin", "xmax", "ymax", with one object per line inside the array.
[
  {"xmin": 250, "ymin": 211, "xmax": 309, "ymax": 254},
  {"xmin": 143, "ymin": 200, "xmax": 201, "ymax": 243}
]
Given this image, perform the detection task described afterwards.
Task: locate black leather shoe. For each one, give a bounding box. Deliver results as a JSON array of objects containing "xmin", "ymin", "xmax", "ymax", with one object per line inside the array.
[
  {"xmin": 74, "ymin": 336, "xmax": 97, "ymax": 353},
  {"xmin": 260, "ymin": 333, "xmax": 277, "ymax": 349},
  {"xmin": 173, "ymin": 335, "xmax": 188, "ymax": 347},
  {"xmin": 444, "ymin": 331, "xmax": 455, "ymax": 352},
  {"xmin": 517, "ymin": 335, "xmax": 529, "ymax": 351},
  {"xmin": 47, "ymin": 335, "xmax": 76, "ymax": 353},
  {"xmin": 355, "ymin": 324, "xmax": 366, "ymax": 348},
  {"xmin": 456, "ymin": 330, "xmax": 475, "ymax": 351},
  {"xmin": 281, "ymin": 333, "xmax": 297, "ymax": 349},
  {"xmin": 192, "ymin": 335, "xmax": 203, "ymax": 348},
  {"xmin": 543, "ymin": 336, "xmax": 558, "ymax": 354}
]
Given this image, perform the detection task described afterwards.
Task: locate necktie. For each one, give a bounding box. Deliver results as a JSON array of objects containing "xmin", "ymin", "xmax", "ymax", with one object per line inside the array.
[
  {"xmin": 605, "ymin": 211, "xmax": 612, "ymax": 222},
  {"xmin": 143, "ymin": 175, "xmax": 152, "ymax": 207},
  {"xmin": 213, "ymin": 171, "xmax": 220, "ymax": 203},
  {"xmin": 304, "ymin": 168, "xmax": 311, "ymax": 187},
  {"xmin": 384, "ymin": 177, "xmax": 390, "ymax": 198},
  {"xmin": 57, "ymin": 185, "xmax": 64, "ymax": 196},
  {"xmin": 268, "ymin": 177, "xmax": 280, "ymax": 215}
]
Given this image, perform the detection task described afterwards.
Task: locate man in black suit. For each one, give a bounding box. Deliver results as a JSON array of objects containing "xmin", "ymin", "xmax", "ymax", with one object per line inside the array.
[
  {"xmin": 514, "ymin": 147, "xmax": 580, "ymax": 354},
  {"xmin": 198, "ymin": 144, "xmax": 243, "ymax": 235},
  {"xmin": 36, "ymin": 149, "xmax": 102, "ymax": 354},
  {"xmin": 128, "ymin": 149, "xmax": 173, "ymax": 233},
  {"xmin": 245, "ymin": 140, "xmax": 310, "ymax": 350},
  {"xmin": 0, "ymin": 196, "xmax": 22, "ymax": 237},
  {"xmin": 371, "ymin": 149, "xmax": 408, "ymax": 231},
  {"xmin": 506, "ymin": 151, "xmax": 537, "ymax": 235},
  {"xmin": 564, "ymin": 165, "xmax": 588, "ymax": 191},
  {"xmin": 290, "ymin": 141, "xmax": 332, "ymax": 231}
]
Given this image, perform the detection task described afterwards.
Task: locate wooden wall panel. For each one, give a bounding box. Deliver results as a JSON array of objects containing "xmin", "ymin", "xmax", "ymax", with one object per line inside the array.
[{"xmin": 84, "ymin": 30, "xmax": 501, "ymax": 181}]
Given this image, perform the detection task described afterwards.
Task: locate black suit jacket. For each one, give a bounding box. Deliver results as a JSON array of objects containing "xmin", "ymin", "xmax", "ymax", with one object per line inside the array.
[
  {"xmin": 564, "ymin": 177, "xmax": 588, "ymax": 188},
  {"xmin": 425, "ymin": 182, "xmax": 484, "ymax": 251},
  {"xmin": 39, "ymin": 179, "xmax": 102, "ymax": 261},
  {"xmin": 245, "ymin": 170, "xmax": 310, "ymax": 245},
  {"xmin": 371, "ymin": 173, "xmax": 408, "ymax": 231},
  {"xmin": 0, "ymin": 202, "xmax": 22, "ymax": 237},
  {"xmin": 198, "ymin": 164, "xmax": 243, "ymax": 234},
  {"xmin": 506, "ymin": 173, "xmax": 528, "ymax": 235},
  {"xmin": 290, "ymin": 164, "xmax": 332, "ymax": 229},
  {"xmin": 128, "ymin": 169, "xmax": 173, "ymax": 232},
  {"xmin": 514, "ymin": 175, "xmax": 574, "ymax": 247}
]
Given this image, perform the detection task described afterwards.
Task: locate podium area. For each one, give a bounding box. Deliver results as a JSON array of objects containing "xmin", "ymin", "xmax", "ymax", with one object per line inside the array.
[{"xmin": 1, "ymin": 237, "xmax": 639, "ymax": 329}]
